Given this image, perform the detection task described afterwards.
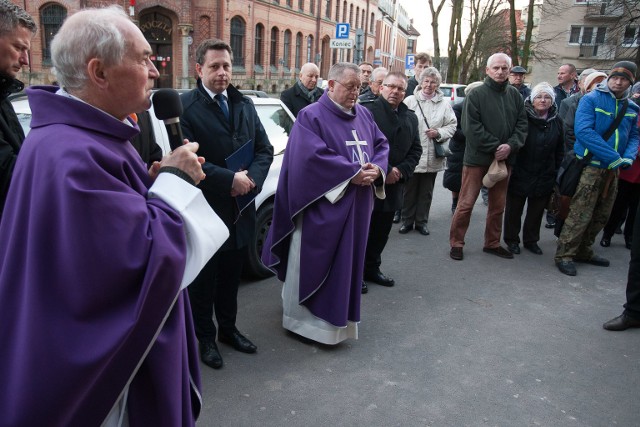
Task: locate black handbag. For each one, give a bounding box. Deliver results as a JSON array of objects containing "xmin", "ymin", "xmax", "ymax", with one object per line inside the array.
[{"xmin": 415, "ymin": 100, "xmax": 449, "ymax": 158}]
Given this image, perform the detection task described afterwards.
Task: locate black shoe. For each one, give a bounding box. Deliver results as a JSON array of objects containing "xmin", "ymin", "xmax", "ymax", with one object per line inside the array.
[
  {"xmin": 482, "ymin": 246, "xmax": 514, "ymax": 259},
  {"xmin": 574, "ymin": 255, "xmax": 610, "ymax": 267},
  {"xmin": 556, "ymin": 260, "xmax": 577, "ymax": 276},
  {"xmin": 199, "ymin": 340, "xmax": 223, "ymax": 369},
  {"xmin": 507, "ymin": 243, "xmax": 520, "ymax": 254},
  {"xmin": 361, "ymin": 281, "xmax": 368, "ymax": 294},
  {"xmin": 523, "ymin": 243, "xmax": 543, "ymax": 255},
  {"xmin": 364, "ymin": 270, "xmax": 395, "ymax": 287},
  {"xmin": 393, "ymin": 211, "xmax": 401, "ymax": 224},
  {"xmin": 218, "ymin": 330, "xmax": 257, "ymax": 354},
  {"xmin": 450, "ymin": 247, "xmax": 463, "ymax": 260},
  {"xmin": 603, "ymin": 313, "xmax": 640, "ymax": 331},
  {"xmin": 600, "ymin": 236, "xmax": 611, "ymax": 247},
  {"xmin": 399, "ymin": 224, "xmax": 413, "ymax": 234},
  {"xmin": 615, "ymin": 226, "xmax": 623, "ymax": 234},
  {"xmin": 626, "ymin": 238, "xmax": 632, "ymax": 250},
  {"xmin": 416, "ymin": 225, "xmax": 430, "ymax": 236},
  {"xmin": 544, "ymin": 221, "xmax": 556, "ymax": 229}
]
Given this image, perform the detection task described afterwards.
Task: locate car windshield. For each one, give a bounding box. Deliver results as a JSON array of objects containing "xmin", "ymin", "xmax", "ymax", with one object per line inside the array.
[
  {"xmin": 254, "ymin": 104, "xmax": 292, "ymax": 155},
  {"xmin": 440, "ymin": 87, "xmax": 452, "ymax": 96},
  {"xmin": 16, "ymin": 113, "xmax": 31, "ymax": 135}
]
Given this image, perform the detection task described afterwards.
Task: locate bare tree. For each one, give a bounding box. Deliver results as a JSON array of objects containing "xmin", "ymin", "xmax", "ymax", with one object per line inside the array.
[{"xmin": 427, "ymin": 0, "xmax": 448, "ymax": 69}]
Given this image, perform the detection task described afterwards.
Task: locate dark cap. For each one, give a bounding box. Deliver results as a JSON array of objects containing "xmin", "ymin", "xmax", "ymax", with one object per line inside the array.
[
  {"xmin": 510, "ymin": 66, "xmax": 527, "ymax": 74},
  {"xmin": 609, "ymin": 61, "xmax": 636, "ymax": 84}
]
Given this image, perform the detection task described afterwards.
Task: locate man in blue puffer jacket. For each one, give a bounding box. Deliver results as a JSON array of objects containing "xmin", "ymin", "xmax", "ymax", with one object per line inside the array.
[{"xmin": 555, "ymin": 61, "xmax": 640, "ymax": 276}]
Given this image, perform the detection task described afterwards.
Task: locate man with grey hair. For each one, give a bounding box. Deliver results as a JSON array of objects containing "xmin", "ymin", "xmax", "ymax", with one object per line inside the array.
[
  {"xmin": 280, "ymin": 62, "xmax": 322, "ymax": 117},
  {"xmin": 449, "ymin": 53, "xmax": 528, "ymax": 261},
  {"xmin": 359, "ymin": 66, "xmax": 388, "ymax": 102},
  {"xmin": 263, "ymin": 62, "xmax": 389, "ymax": 344},
  {"xmin": 0, "ymin": 0, "xmax": 35, "ymax": 218},
  {"xmin": 0, "ymin": 6, "xmax": 229, "ymax": 426}
]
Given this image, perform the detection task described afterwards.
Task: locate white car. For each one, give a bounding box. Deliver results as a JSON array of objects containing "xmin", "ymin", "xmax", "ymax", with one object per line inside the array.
[
  {"xmin": 12, "ymin": 91, "xmax": 294, "ymax": 279},
  {"xmin": 439, "ymin": 84, "xmax": 467, "ymax": 106}
]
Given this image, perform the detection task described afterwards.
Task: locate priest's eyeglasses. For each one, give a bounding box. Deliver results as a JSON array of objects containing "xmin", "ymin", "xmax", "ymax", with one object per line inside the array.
[
  {"xmin": 382, "ymin": 84, "xmax": 406, "ymax": 92},
  {"xmin": 334, "ymin": 80, "xmax": 362, "ymax": 93}
]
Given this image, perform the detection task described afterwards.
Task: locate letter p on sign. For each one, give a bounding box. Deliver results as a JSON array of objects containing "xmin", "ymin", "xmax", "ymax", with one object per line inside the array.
[{"xmin": 336, "ymin": 23, "xmax": 350, "ymax": 39}]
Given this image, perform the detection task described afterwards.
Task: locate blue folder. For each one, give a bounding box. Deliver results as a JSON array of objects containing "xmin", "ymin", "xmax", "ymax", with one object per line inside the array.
[{"xmin": 225, "ymin": 140, "xmax": 256, "ymax": 219}]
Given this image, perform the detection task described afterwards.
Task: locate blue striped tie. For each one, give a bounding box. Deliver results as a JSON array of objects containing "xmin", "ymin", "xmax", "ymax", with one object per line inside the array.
[{"xmin": 215, "ymin": 93, "xmax": 229, "ymax": 121}]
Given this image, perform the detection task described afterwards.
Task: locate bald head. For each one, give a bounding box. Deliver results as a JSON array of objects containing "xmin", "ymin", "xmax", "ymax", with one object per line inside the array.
[{"xmin": 299, "ymin": 62, "xmax": 320, "ymax": 90}]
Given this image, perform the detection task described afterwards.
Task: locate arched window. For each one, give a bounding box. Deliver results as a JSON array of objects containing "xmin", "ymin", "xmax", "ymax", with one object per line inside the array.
[
  {"xmin": 325, "ymin": 0, "xmax": 331, "ymax": 19},
  {"xmin": 342, "ymin": 2, "xmax": 347, "ymax": 24},
  {"xmin": 270, "ymin": 27, "xmax": 279, "ymax": 68},
  {"xmin": 230, "ymin": 16, "xmax": 246, "ymax": 67},
  {"xmin": 349, "ymin": 4, "xmax": 354, "ymax": 26},
  {"xmin": 299, "ymin": 0, "xmax": 304, "ymax": 11},
  {"xmin": 361, "ymin": 12, "xmax": 365, "ymax": 30},
  {"xmin": 309, "ymin": 0, "xmax": 316, "ymax": 16},
  {"xmin": 335, "ymin": 1, "xmax": 340, "ymax": 21},
  {"xmin": 370, "ymin": 13, "xmax": 375, "ymax": 33},
  {"xmin": 283, "ymin": 30, "xmax": 292, "ymax": 69},
  {"xmin": 254, "ymin": 24, "xmax": 264, "ymax": 70},
  {"xmin": 40, "ymin": 4, "xmax": 67, "ymax": 64},
  {"xmin": 307, "ymin": 35, "xmax": 313, "ymax": 62},
  {"xmin": 295, "ymin": 32, "xmax": 303, "ymax": 70},
  {"xmin": 356, "ymin": 7, "xmax": 359, "ymax": 29}
]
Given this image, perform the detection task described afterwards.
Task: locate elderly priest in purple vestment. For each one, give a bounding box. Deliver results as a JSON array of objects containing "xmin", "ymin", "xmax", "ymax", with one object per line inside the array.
[
  {"xmin": 0, "ymin": 6, "xmax": 228, "ymax": 426},
  {"xmin": 262, "ymin": 62, "xmax": 389, "ymax": 345}
]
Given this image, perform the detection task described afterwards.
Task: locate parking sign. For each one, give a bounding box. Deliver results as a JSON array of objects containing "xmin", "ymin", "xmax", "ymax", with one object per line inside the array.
[
  {"xmin": 336, "ymin": 23, "xmax": 350, "ymax": 39},
  {"xmin": 405, "ymin": 54, "xmax": 415, "ymax": 70}
]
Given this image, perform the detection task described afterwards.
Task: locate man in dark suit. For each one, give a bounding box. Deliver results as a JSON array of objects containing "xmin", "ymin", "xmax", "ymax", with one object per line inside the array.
[
  {"xmin": 180, "ymin": 39, "xmax": 274, "ymax": 369},
  {"xmin": 361, "ymin": 71, "xmax": 422, "ymax": 293},
  {"xmin": 280, "ymin": 62, "xmax": 321, "ymax": 117}
]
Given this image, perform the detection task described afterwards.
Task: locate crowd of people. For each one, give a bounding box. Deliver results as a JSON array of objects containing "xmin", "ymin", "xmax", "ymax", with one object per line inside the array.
[{"xmin": 0, "ymin": 1, "xmax": 639, "ymax": 424}]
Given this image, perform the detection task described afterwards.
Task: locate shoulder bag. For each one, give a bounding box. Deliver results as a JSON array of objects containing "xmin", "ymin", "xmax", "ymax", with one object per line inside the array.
[{"xmin": 415, "ymin": 100, "xmax": 451, "ymax": 158}]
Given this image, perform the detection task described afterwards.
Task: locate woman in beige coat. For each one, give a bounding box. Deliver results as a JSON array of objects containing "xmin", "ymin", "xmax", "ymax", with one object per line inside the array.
[{"xmin": 400, "ymin": 67, "xmax": 457, "ymax": 235}]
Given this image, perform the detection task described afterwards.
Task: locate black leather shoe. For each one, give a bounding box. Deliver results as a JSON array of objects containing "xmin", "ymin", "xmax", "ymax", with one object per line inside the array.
[
  {"xmin": 507, "ymin": 243, "xmax": 520, "ymax": 254},
  {"xmin": 575, "ymin": 255, "xmax": 610, "ymax": 267},
  {"xmin": 544, "ymin": 221, "xmax": 555, "ymax": 229},
  {"xmin": 364, "ymin": 270, "xmax": 395, "ymax": 287},
  {"xmin": 393, "ymin": 211, "xmax": 401, "ymax": 224},
  {"xmin": 218, "ymin": 330, "xmax": 257, "ymax": 354},
  {"xmin": 199, "ymin": 340, "xmax": 223, "ymax": 369},
  {"xmin": 523, "ymin": 243, "xmax": 543, "ymax": 255},
  {"xmin": 361, "ymin": 281, "xmax": 368, "ymax": 294},
  {"xmin": 556, "ymin": 260, "xmax": 576, "ymax": 276},
  {"xmin": 603, "ymin": 313, "xmax": 640, "ymax": 331},
  {"xmin": 450, "ymin": 247, "xmax": 463, "ymax": 260},
  {"xmin": 600, "ymin": 236, "xmax": 611, "ymax": 247},
  {"xmin": 482, "ymin": 246, "xmax": 514, "ymax": 259},
  {"xmin": 399, "ymin": 224, "xmax": 413, "ymax": 234},
  {"xmin": 416, "ymin": 225, "xmax": 430, "ymax": 236}
]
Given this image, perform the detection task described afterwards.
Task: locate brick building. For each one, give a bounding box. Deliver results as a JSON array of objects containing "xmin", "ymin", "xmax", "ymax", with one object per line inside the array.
[{"xmin": 13, "ymin": 0, "xmax": 418, "ymax": 93}]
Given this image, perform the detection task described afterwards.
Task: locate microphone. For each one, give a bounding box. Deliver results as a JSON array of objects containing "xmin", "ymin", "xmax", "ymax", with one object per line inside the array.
[{"xmin": 152, "ymin": 89, "xmax": 184, "ymax": 150}]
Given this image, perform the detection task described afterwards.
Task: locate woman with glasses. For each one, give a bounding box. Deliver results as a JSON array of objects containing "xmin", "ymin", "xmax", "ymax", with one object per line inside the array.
[
  {"xmin": 503, "ymin": 82, "xmax": 564, "ymax": 255},
  {"xmin": 400, "ymin": 67, "xmax": 457, "ymax": 235}
]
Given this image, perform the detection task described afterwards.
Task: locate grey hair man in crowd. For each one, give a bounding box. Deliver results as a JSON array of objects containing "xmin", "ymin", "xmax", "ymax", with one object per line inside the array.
[
  {"xmin": 0, "ymin": 0, "xmax": 36, "ymax": 217},
  {"xmin": 359, "ymin": 66, "xmax": 388, "ymax": 103},
  {"xmin": 280, "ymin": 62, "xmax": 322, "ymax": 117},
  {"xmin": 449, "ymin": 53, "xmax": 528, "ymax": 261}
]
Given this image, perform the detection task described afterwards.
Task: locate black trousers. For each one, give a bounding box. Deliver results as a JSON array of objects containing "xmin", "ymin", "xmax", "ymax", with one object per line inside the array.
[
  {"xmin": 624, "ymin": 201, "xmax": 640, "ymax": 319},
  {"xmin": 503, "ymin": 192, "xmax": 549, "ymax": 245},
  {"xmin": 364, "ymin": 210, "xmax": 395, "ymax": 273},
  {"xmin": 603, "ymin": 179, "xmax": 640, "ymax": 242},
  {"xmin": 187, "ymin": 247, "xmax": 245, "ymax": 342}
]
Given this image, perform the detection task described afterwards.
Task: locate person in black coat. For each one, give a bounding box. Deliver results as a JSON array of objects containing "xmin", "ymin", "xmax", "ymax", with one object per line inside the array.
[
  {"xmin": 503, "ymin": 83, "xmax": 564, "ymax": 255},
  {"xmin": 180, "ymin": 39, "xmax": 273, "ymax": 370},
  {"xmin": 361, "ymin": 71, "xmax": 422, "ymax": 292},
  {"xmin": 129, "ymin": 110, "xmax": 163, "ymax": 167},
  {"xmin": 0, "ymin": 1, "xmax": 36, "ymax": 218},
  {"xmin": 280, "ymin": 62, "xmax": 322, "ymax": 117},
  {"xmin": 442, "ymin": 102, "xmax": 464, "ymax": 213}
]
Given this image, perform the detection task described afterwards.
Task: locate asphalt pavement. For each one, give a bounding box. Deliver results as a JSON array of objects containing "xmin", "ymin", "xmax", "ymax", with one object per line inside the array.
[{"xmin": 197, "ymin": 176, "xmax": 640, "ymax": 427}]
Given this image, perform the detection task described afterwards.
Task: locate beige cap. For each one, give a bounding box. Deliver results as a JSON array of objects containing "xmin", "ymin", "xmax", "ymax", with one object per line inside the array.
[{"xmin": 482, "ymin": 160, "xmax": 508, "ymax": 188}]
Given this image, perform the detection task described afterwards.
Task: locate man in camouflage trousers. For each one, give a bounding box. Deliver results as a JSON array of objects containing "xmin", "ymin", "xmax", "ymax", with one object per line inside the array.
[{"xmin": 555, "ymin": 61, "xmax": 640, "ymax": 276}]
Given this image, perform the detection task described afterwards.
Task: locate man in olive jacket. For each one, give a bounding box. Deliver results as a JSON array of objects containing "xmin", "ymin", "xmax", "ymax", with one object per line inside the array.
[
  {"xmin": 361, "ymin": 72, "xmax": 422, "ymax": 292},
  {"xmin": 449, "ymin": 53, "xmax": 528, "ymax": 261},
  {"xmin": 180, "ymin": 39, "xmax": 273, "ymax": 370}
]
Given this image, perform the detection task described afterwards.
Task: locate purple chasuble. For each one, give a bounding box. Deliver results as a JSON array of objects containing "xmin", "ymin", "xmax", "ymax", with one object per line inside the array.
[
  {"xmin": 0, "ymin": 86, "xmax": 201, "ymax": 426},
  {"xmin": 262, "ymin": 92, "xmax": 389, "ymax": 326}
]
